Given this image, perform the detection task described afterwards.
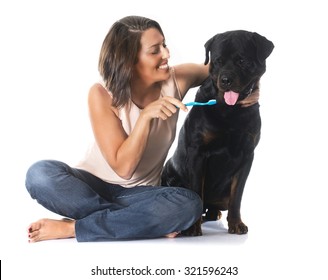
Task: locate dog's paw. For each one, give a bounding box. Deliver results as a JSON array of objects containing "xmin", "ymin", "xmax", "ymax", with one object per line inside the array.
[
  {"xmin": 181, "ymin": 221, "xmax": 202, "ymax": 236},
  {"xmin": 228, "ymin": 222, "xmax": 248, "ymax": 234}
]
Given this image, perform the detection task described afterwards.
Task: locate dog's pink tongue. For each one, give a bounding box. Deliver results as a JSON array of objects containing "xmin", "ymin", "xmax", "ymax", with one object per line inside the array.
[{"xmin": 224, "ymin": 91, "xmax": 239, "ymax": 105}]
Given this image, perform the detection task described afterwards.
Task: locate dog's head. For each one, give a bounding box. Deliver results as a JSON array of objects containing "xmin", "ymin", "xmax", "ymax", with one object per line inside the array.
[{"xmin": 204, "ymin": 30, "xmax": 274, "ymax": 105}]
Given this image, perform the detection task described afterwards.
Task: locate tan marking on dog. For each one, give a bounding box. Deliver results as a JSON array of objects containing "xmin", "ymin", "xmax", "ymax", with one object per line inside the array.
[
  {"xmin": 229, "ymin": 176, "xmax": 238, "ymax": 206},
  {"xmin": 245, "ymin": 131, "xmax": 260, "ymax": 146},
  {"xmin": 202, "ymin": 131, "xmax": 217, "ymax": 145}
]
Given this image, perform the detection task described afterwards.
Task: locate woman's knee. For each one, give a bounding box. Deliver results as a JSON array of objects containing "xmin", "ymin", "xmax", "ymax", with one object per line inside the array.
[
  {"xmin": 164, "ymin": 187, "xmax": 203, "ymax": 222},
  {"xmin": 25, "ymin": 160, "xmax": 65, "ymax": 197},
  {"xmin": 179, "ymin": 188, "xmax": 203, "ymax": 221}
]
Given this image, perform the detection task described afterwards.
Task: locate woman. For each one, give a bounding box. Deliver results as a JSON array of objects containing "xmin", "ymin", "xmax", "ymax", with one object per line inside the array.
[{"xmin": 26, "ymin": 16, "xmax": 259, "ymax": 242}]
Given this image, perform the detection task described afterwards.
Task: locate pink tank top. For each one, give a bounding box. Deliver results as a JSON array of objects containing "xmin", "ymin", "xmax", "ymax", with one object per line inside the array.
[{"xmin": 76, "ymin": 68, "xmax": 182, "ymax": 187}]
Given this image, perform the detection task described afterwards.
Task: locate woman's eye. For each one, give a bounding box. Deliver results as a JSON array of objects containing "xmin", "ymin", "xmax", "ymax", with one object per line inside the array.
[
  {"xmin": 151, "ymin": 43, "xmax": 167, "ymax": 54},
  {"xmin": 150, "ymin": 47, "xmax": 160, "ymax": 54}
]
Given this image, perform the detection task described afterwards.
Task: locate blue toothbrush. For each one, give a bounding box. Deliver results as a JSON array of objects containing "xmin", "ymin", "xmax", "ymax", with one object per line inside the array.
[{"xmin": 184, "ymin": 99, "xmax": 217, "ymax": 106}]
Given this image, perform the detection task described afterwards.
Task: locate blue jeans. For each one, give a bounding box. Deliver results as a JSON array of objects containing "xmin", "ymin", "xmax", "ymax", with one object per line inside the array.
[{"xmin": 25, "ymin": 160, "xmax": 202, "ymax": 242}]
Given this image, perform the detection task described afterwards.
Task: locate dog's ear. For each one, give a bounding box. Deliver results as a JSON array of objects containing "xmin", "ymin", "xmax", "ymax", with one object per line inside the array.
[
  {"xmin": 252, "ymin": 32, "xmax": 274, "ymax": 63},
  {"xmin": 204, "ymin": 35, "xmax": 216, "ymax": 65}
]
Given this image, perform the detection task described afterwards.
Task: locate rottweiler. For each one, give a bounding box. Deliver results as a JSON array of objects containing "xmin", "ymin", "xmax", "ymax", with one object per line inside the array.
[{"xmin": 161, "ymin": 30, "xmax": 274, "ymax": 236}]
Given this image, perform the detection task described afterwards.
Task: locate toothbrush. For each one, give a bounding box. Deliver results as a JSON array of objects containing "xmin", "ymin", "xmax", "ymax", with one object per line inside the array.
[{"xmin": 184, "ymin": 99, "xmax": 217, "ymax": 106}]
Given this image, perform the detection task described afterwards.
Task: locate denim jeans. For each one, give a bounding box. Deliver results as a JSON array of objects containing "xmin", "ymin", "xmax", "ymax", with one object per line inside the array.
[{"xmin": 25, "ymin": 160, "xmax": 202, "ymax": 242}]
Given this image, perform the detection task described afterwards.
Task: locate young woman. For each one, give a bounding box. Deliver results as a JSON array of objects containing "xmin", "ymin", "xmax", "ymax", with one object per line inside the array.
[{"xmin": 26, "ymin": 16, "xmax": 259, "ymax": 242}]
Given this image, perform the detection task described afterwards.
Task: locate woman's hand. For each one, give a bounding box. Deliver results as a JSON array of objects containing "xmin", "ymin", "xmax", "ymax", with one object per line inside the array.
[{"xmin": 141, "ymin": 96, "xmax": 188, "ymax": 121}]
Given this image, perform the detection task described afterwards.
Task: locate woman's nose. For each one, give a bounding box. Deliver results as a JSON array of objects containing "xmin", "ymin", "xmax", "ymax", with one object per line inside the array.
[{"xmin": 161, "ymin": 46, "xmax": 170, "ymax": 59}]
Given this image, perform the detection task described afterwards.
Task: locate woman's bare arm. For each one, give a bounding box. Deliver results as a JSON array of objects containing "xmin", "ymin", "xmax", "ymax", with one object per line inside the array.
[
  {"xmin": 174, "ymin": 63, "xmax": 209, "ymax": 98},
  {"xmin": 88, "ymin": 84, "xmax": 186, "ymax": 179}
]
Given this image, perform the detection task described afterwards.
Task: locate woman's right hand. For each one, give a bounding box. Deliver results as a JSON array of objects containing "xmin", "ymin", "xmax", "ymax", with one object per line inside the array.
[{"xmin": 141, "ymin": 96, "xmax": 188, "ymax": 121}]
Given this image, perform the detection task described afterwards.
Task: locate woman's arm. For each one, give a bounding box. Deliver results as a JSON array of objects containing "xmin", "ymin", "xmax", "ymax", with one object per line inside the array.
[
  {"xmin": 88, "ymin": 84, "xmax": 186, "ymax": 180},
  {"xmin": 174, "ymin": 63, "xmax": 209, "ymax": 98}
]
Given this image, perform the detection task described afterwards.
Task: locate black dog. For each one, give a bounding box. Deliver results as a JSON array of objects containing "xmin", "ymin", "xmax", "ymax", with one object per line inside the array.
[{"xmin": 161, "ymin": 30, "xmax": 274, "ymax": 236}]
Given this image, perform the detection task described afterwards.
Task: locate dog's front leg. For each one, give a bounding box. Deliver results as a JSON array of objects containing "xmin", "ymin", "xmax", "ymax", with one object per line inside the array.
[
  {"xmin": 227, "ymin": 175, "xmax": 248, "ymax": 234},
  {"xmin": 227, "ymin": 155, "xmax": 254, "ymax": 234},
  {"xmin": 180, "ymin": 146, "xmax": 206, "ymax": 237}
]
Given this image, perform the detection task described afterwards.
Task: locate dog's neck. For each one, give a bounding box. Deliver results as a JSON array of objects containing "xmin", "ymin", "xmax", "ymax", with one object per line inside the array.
[
  {"xmin": 243, "ymin": 77, "xmax": 261, "ymax": 99},
  {"xmin": 245, "ymin": 82, "xmax": 256, "ymax": 97}
]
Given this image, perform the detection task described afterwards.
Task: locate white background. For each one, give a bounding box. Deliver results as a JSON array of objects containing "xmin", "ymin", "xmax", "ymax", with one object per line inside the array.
[{"xmin": 1, "ymin": 0, "xmax": 327, "ymax": 279}]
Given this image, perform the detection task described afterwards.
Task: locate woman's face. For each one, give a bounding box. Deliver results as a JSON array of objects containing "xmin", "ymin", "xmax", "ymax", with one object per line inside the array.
[{"xmin": 133, "ymin": 28, "xmax": 170, "ymax": 84}]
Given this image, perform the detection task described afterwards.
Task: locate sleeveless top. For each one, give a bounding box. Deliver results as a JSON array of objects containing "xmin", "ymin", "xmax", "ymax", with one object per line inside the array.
[{"xmin": 76, "ymin": 67, "xmax": 182, "ymax": 188}]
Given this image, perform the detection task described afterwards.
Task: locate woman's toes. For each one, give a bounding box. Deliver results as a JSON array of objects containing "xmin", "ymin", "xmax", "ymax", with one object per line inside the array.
[
  {"xmin": 27, "ymin": 218, "xmax": 76, "ymax": 242},
  {"xmin": 165, "ymin": 231, "xmax": 180, "ymax": 238}
]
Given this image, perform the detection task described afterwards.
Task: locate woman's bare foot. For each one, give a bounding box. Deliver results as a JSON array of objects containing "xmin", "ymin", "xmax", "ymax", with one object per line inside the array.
[
  {"xmin": 165, "ymin": 232, "xmax": 180, "ymax": 238},
  {"xmin": 27, "ymin": 218, "xmax": 76, "ymax": 243}
]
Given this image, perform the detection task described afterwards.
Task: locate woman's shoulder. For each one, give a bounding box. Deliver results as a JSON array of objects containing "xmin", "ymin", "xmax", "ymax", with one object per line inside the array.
[
  {"xmin": 89, "ymin": 82, "xmax": 110, "ymax": 94},
  {"xmin": 88, "ymin": 83, "xmax": 114, "ymax": 100},
  {"xmin": 88, "ymin": 83, "xmax": 119, "ymax": 116}
]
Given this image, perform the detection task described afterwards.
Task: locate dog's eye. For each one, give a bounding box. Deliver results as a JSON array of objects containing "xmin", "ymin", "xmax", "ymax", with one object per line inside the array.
[
  {"xmin": 238, "ymin": 59, "xmax": 245, "ymax": 65},
  {"xmin": 215, "ymin": 57, "xmax": 223, "ymax": 64},
  {"xmin": 237, "ymin": 58, "xmax": 251, "ymax": 69}
]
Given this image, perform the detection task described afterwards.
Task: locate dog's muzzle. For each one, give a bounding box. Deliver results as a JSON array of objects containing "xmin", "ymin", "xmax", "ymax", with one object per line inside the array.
[
  {"xmin": 221, "ymin": 75, "xmax": 233, "ymax": 88},
  {"xmin": 219, "ymin": 73, "xmax": 236, "ymax": 91}
]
